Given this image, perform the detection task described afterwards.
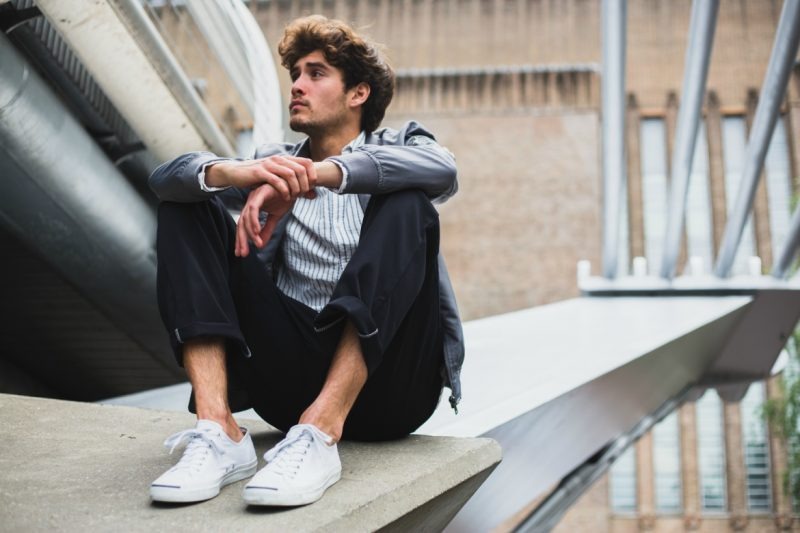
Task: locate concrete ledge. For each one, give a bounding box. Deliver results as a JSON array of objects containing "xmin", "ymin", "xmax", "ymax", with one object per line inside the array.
[{"xmin": 0, "ymin": 394, "xmax": 501, "ymax": 532}]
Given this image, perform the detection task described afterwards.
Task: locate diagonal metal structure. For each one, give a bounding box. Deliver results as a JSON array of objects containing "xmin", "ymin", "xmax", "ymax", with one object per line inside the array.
[
  {"xmin": 660, "ymin": 0, "xmax": 720, "ymax": 279},
  {"xmin": 418, "ymin": 289, "xmax": 800, "ymax": 531},
  {"xmin": 773, "ymin": 205, "xmax": 800, "ymax": 278},
  {"xmin": 714, "ymin": 0, "xmax": 800, "ymax": 277},
  {"xmin": 600, "ymin": 0, "xmax": 627, "ymax": 279}
]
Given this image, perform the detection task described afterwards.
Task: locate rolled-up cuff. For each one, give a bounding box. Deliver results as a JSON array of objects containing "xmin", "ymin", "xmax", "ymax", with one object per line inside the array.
[
  {"xmin": 170, "ymin": 321, "xmax": 251, "ymax": 366},
  {"xmin": 327, "ymin": 151, "xmax": 382, "ymax": 194},
  {"xmin": 313, "ymin": 296, "xmax": 382, "ymax": 375}
]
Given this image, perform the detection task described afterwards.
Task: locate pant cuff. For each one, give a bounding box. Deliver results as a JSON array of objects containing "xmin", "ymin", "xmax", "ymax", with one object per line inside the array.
[
  {"xmin": 313, "ymin": 296, "xmax": 382, "ymax": 374},
  {"xmin": 170, "ymin": 321, "xmax": 250, "ymax": 366}
]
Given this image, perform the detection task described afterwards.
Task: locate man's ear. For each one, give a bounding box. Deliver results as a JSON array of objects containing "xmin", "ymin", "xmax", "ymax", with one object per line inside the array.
[{"xmin": 348, "ymin": 82, "xmax": 370, "ymax": 108}]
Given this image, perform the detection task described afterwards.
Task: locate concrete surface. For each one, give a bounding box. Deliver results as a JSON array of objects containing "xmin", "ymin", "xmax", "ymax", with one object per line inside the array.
[{"xmin": 0, "ymin": 394, "xmax": 500, "ymax": 532}]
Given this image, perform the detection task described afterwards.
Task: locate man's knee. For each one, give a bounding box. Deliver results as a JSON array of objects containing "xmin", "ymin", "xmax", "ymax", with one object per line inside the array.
[
  {"xmin": 366, "ymin": 189, "xmax": 438, "ymax": 225},
  {"xmin": 156, "ymin": 199, "xmax": 230, "ymax": 241}
]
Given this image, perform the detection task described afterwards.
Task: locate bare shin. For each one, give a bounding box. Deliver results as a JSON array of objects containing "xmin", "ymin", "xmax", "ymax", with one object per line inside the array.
[
  {"xmin": 183, "ymin": 337, "xmax": 242, "ymax": 442},
  {"xmin": 299, "ymin": 321, "xmax": 368, "ymax": 443}
]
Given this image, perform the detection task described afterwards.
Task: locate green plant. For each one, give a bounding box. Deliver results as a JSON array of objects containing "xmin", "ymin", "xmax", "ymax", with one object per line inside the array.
[{"xmin": 763, "ymin": 328, "xmax": 800, "ymax": 505}]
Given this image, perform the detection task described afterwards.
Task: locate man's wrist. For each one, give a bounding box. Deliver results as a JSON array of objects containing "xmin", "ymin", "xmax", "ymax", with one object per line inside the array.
[
  {"xmin": 204, "ymin": 162, "xmax": 229, "ymax": 188},
  {"xmin": 314, "ymin": 161, "xmax": 344, "ymax": 190}
]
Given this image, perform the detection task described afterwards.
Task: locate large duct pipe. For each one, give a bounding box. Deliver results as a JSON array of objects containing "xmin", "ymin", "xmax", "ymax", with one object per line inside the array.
[
  {"xmin": 0, "ymin": 32, "xmax": 176, "ymax": 374},
  {"xmin": 35, "ymin": 0, "xmax": 235, "ymax": 161}
]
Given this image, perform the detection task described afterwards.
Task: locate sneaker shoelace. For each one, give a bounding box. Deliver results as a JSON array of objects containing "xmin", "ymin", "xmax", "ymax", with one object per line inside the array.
[
  {"xmin": 263, "ymin": 427, "xmax": 314, "ymax": 479},
  {"xmin": 163, "ymin": 429, "xmax": 225, "ymax": 474}
]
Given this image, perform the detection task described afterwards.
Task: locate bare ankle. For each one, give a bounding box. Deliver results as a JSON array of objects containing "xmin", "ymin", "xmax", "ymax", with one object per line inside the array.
[
  {"xmin": 299, "ymin": 407, "xmax": 343, "ymax": 443},
  {"xmin": 196, "ymin": 410, "xmax": 242, "ymax": 442}
]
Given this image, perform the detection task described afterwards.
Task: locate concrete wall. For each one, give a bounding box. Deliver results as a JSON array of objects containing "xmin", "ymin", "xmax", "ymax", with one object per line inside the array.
[{"xmin": 383, "ymin": 111, "xmax": 601, "ymax": 319}]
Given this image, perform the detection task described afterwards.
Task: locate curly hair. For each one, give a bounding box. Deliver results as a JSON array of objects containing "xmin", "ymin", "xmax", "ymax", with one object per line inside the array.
[{"xmin": 278, "ymin": 15, "xmax": 395, "ymax": 133}]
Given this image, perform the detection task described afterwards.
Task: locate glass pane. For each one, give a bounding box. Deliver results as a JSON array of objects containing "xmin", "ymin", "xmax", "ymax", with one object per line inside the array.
[
  {"xmin": 610, "ymin": 446, "xmax": 637, "ymax": 513},
  {"xmin": 765, "ymin": 116, "xmax": 793, "ymax": 260},
  {"xmin": 685, "ymin": 122, "xmax": 714, "ymax": 273},
  {"xmin": 741, "ymin": 382, "xmax": 773, "ymax": 512},
  {"xmin": 653, "ymin": 411, "xmax": 682, "ymax": 512},
  {"xmin": 619, "ymin": 175, "xmax": 630, "ymax": 276},
  {"xmin": 721, "ymin": 117, "xmax": 757, "ymax": 275},
  {"xmin": 696, "ymin": 390, "xmax": 727, "ymax": 512},
  {"xmin": 640, "ymin": 118, "xmax": 668, "ymax": 274}
]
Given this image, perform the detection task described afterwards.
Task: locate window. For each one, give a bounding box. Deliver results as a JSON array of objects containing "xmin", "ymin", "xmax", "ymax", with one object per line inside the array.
[
  {"xmin": 236, "ymin": 128, "xmax": 255, "ymax": 158},
  {"xmin": 721, "ymin": 116, "xmax": 757, "ymax": 275},
  {"xmin": 653, "ymin": 411, "xmax": 682, "ymax": 513},
  {"xmin": 685, "ymin": 122, "xmax": 714, "ymax": 273},
  {"xmin": 610, "ymin": 446, "xmax": 637, "ymax": 513},
  {"xmin": 741, "ymin": 382, "xmax": 772, "ymax": 512},
  {"xmin": 619, "ymin": 176, "xmax": 630, "ymax": 276},
  {"xmin": 640, "ymin": 118, "xmax": 669, "ymax": 274},
  {"xmin": 696, "ymin": 390, "xmax": 727, "ymax": 512},
  {"xmin": 765, "ymin": 116, "xmax": 793, "ymax": 259}
]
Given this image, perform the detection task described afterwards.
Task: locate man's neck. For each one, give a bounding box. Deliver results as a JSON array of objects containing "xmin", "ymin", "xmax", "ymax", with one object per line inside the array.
[{"xmin": 307, "ymin": 125, "xmax": 362, "ymax": 161}]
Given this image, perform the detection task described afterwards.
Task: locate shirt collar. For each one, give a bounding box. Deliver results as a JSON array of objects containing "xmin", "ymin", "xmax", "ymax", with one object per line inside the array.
[
  {"xmin": 342, "ymin": 131, "xmax": 366, "ymax": 154},
  {"xmin": 294, "ymin": 131, "xmax": 366, "ymax": 157}
]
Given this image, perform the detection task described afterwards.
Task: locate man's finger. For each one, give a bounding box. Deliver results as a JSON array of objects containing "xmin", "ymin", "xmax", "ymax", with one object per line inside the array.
[
  {"xmin": 264, "ymin": 174, "xmax": 292, "ymax": 201},
  {"xmin": 258, "ymin": 215, "xmax": 279, "ymax": 248},
  {"xmin": 288, "ymin": 157, "xmax": 318, "ymax": 189},
  {"xmin": 235, "ymin": 212, "xmax": 249, "ymax": 257},
  {"xmin": 245, "ymin": 203, "xmax": 262, "ymax": 248},
  {"xmin": 264, "ymin": 158, "xmax": 301, "ymax": 197},
  {"xmin": 280, "ymin": 157, "xmax": 311, "ymax": 194}
]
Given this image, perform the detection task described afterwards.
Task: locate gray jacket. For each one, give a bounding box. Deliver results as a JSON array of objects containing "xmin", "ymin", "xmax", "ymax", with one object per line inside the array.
[{"xmin": 149, "ymin": 120, "xmax": 464, "ymax": 411}]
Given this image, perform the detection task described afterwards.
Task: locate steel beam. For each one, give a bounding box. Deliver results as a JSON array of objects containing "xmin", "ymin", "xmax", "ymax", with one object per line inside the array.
[
  {"xmin": 35, "ymin": 0, "xmax": 235, "ymax": 160},
  {"xmin": 660, "ymin": 0, "xmax": 720, "ymax": 279},
  {"xmin": 772, "ymin": 204, "xmax": 800, "ymax": 278},
  {"xmin": 714, "ymin": 0, "xmax": 800, "ymax": 278},
  {"xmin": 516, "ymin": 390, "xmax": 688, "ymax": 532},
  {"xmin": 601, "ymin": 0, "xmax": 627, "ymax": 278}
]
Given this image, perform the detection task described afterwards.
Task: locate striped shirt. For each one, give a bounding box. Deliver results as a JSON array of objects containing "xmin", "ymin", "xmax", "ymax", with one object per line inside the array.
[{"xmin": 275, "ymin": 133, "xmax": 365, "ymax": 311}]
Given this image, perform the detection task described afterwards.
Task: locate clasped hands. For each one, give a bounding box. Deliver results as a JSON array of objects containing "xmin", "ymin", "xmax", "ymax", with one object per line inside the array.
[{"xmin": 206, "ymin": 155, "xmax": 325, "ymax": 258}]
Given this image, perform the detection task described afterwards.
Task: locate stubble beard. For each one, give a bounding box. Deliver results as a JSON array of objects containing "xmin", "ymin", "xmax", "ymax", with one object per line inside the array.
[{"xmin": 289, "ymin": 96, "xmax": 350, "ymax": 137}]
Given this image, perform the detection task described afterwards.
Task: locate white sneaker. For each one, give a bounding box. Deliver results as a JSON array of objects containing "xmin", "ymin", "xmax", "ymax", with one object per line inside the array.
[
  {"xmin": 242, "ymin": 424, "xmax": 342, "ymax": 506},
  {"xmin": 150, "ymin": 420, "xmax": 258, "ymax": 503}
]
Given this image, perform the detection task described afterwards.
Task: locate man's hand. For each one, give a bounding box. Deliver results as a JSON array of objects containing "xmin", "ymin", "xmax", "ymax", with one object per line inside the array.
[
  {"xmin": 235, "ymin": 184, "xmax": 295, "ymax": 257},
  {"xmin": 207, "ymin": 156, "xmax": 318, "ymax": 200}
]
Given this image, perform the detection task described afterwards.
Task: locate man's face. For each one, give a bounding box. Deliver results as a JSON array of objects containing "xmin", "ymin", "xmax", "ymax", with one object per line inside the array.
[{"xmin": 288, "ymin": 50, "xmax": 351, "ymax": 135}]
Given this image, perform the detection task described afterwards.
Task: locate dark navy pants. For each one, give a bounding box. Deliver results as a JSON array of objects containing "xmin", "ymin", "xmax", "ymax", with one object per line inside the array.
[{"xmin": 155, "ymin": 190, "xmax": 444, "ymax": 440}]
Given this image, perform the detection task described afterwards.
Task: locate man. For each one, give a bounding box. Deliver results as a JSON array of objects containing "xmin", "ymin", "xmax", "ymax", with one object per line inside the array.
[{"xmin": 147, "ymin": 15, "xmax": 463, "ymax": 507}]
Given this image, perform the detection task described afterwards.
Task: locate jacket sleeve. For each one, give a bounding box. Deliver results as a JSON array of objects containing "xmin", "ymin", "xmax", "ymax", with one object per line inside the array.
[
  {"xmin": 327, "ymin": 121, "xmax": 458, "ymax": 205},
  {"xmin": 148, "ymin": 151, "xmax": 236, "ymax": 203},
  {"xmin": 148, "ymin": 143, "xmax": 297, "ymax": 205}
]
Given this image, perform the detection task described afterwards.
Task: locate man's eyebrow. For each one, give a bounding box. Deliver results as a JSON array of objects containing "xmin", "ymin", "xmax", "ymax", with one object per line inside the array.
[{"xmin": 303, "ymin": 61, "xmax": 330, "ymax": 70}]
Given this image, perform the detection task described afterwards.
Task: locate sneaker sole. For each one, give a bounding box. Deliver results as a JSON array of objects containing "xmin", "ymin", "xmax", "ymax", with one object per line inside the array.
[
  {"xmin": 150, "ymin": 459, "xmax": 258, "ymax": 503},
  {"xmin": 242, "ymin": 468, "xmax": 341, "ymax": 506}
]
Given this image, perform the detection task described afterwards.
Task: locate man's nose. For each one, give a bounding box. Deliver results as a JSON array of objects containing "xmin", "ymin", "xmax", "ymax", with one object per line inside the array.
[{"xmin": 291, "ymin": 78, "xmax": 305, "ymax": 96}]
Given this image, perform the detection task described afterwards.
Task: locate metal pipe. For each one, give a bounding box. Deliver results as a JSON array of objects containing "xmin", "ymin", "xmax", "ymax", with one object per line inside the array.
[
  {"xmin": 35, "ymin": 0, "xmax": 235, "ymax": 161},
  {"xmin": 601, "ymin": 0, "xmax": 627, "ymax": 279},
  {"xmin": 714, "ymin": 0, "xmax": 800, "ymax": 278},
  {"xmin": 0, "ymin": 31, "xmax": 176, "ymax": 374},
  {"xmin": 772, "ymin": 204, "xmax": 800, "ymax": 278},
  {"xmin": 660, "ymin": 0, "xmax": 720, "ymax": 279}
]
